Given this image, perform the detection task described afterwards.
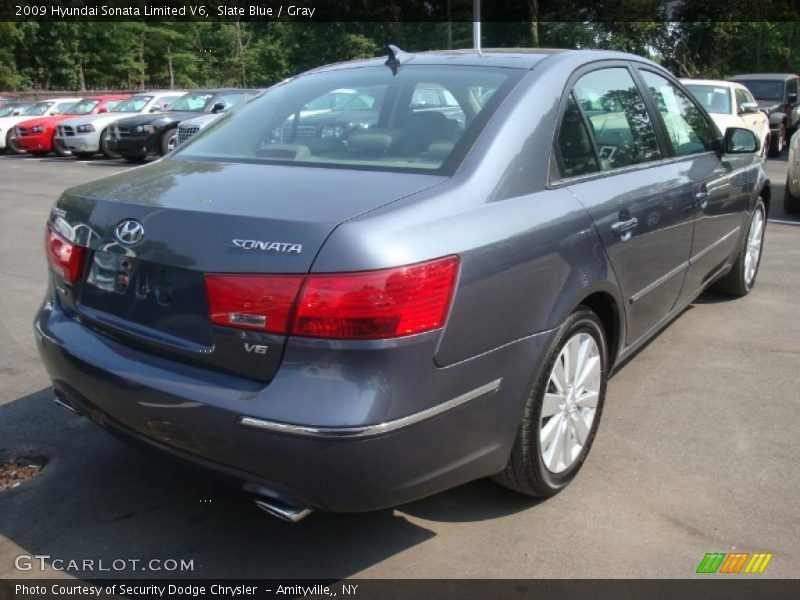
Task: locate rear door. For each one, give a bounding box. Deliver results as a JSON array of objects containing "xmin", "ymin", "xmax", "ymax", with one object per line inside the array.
[
  {"xmin": 555, "ymin": 63, "xmax": 697, "ymax": 344},
  {"xmin": 635, "ymin": 68, "xmax": 748, "ymax": 303}
]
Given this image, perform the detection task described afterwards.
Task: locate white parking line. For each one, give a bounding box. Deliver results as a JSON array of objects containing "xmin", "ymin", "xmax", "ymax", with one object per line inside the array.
[{"xmin": 768, "ymin": 219, "xmax": 800, "ymax": 226}]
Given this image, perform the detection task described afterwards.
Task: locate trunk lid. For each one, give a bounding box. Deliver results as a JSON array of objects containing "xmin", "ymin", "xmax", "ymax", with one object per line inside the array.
[{"xmin": 54, "ymin": 158, "xmax": 445, "ymax": 381}]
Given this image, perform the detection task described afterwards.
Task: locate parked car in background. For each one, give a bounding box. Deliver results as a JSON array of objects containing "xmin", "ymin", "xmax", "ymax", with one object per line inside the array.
[
  {"xmin": 108, "ymin": 89, "xmax": 258, "ymax": 162},
  {"xmin": 682, "ymin": 79, "xmax": 770, "ymax": 157},
  {"xmin": 55, "ymin": 91, "xmax": 186, "ymax": 159},
  {"xmin": 0, "ymin": 102, "xmax": 34, "ymax": 117},
  {"xmin": 0, "ymin": 97, "xmax": 81, "ymax": 154},
  {"xmin": 37, "ymin": 49, "xmax": 768, "ymax": 519},
  {"xmin": 729, "ymin": 73, "xmax": 800, "ymax": 156},
  {"xmin": 15, "ymin": 95, "xmax": 128, "ymax": 156},
  {"xmin": 175, "ymin": 112, "xmax": 223, "ymax": 146},
  {"xmin": 783, "ymin": 130, "xmax": 800, "ymax": 213},
  {"xmin": 0, "ymin": 95, "xmax": 17, "ymax": 107}
]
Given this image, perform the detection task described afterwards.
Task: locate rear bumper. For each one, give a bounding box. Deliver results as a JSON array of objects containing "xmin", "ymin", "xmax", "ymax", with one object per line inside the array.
[
  {"xmin": 34, "ymin": 295, "xmax": 554, "ymax": 512},
  {"xmin": 108, "ymin": 134, "xmax": 158, "ymax": 156},
  {"xmin": 16, "ymin": 133, "xmax": 51, "ymax": 152}
]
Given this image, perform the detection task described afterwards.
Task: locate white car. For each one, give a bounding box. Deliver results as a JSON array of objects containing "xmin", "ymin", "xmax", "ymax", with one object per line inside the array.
[
  {"xmin": 55, "ymin": 91, "xmax": 186, "ymax": 159},
  {"xmin": 175, "ymin": 112, "xmax": 223, "ymax": 147},
  {"xmin": 0, "ymin": 97, "xmax": 81, "ymax": 154},
  {"xmin": 784, "ymin": 131, "xmax": 800, "ymax": 214},
  {"xmin": 682, "ymin": 79, "xmax": 770, "ymax": 157}
]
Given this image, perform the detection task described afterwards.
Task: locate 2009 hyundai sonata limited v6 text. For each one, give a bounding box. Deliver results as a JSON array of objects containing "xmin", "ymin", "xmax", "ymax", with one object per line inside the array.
[{"xmin": 35, "ymin": 48, "xmax": 769, "ymax": 520}]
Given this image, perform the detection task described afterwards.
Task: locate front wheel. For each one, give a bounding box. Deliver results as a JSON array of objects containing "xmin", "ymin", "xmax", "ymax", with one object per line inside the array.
[
  {"xmin": 492, "ymin": 308, "xmax": 607, "ymax": 498},
  {"xmin": 99, "ymin": 128, "xmax": 119, "ymax": 159},
  {"xmin": 712, "ymin": 198, "xmax": 766, "ymax": 296},
  {"xmin": 160, "ymin": 129, "xmax": 177, "ymax": 155},
  {"xmin": 784, "ymin": 175, "xmax": 800, "ymax": 214},
  {"xmin": 5, "ymin": 130, "xmax": 25, "ymax": 154},
  {"xmin": 768, "ymin": 125, "xmax": 785, "ymax": 158},
  {"xmin": 53, "ymin": 136, "xmax": 71, "ymax": 157}
]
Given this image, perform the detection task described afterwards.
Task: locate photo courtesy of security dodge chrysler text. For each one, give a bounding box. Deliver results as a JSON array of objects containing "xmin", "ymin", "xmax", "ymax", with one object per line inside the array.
[{"xmin": 36, "ymin": 47, "xmax": 769, "ymax": 521}]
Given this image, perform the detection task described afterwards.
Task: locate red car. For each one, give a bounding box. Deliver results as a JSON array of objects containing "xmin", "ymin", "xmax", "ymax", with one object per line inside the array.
[{"xmin": 14, "ymin": 95, "xmax": 129, "ymax": 156}]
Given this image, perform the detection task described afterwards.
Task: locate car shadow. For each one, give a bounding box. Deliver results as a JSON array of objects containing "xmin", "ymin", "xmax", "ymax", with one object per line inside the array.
[{"xmin": 0, "ymin": 387, "xmax": 537, "ymax": 579}]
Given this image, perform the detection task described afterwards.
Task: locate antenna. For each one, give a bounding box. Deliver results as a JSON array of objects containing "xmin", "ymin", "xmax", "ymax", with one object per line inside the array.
[{"xmin": 385, "ymin": 44, "xmax": 407, "ymax": 76}]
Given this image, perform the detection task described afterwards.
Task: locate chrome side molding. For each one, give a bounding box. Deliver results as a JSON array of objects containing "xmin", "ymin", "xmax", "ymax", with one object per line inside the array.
[{"xmin": 239, "ymin": 378, "xmax": 502, "ymax": 439}]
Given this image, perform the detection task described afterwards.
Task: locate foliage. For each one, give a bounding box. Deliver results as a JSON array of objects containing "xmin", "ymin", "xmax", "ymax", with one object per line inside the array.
[{"xmin": 1, "ymin": 20, "xmax": 800, "ymax": 91}]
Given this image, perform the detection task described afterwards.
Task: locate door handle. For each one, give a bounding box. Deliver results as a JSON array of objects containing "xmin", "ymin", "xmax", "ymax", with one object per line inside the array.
[
  {"xmin": 611, "ymin": 217, "xmax": 638, "ymax": 242},
  {"xmin": 695, "ymin": 190, "xmax": 710, "ymax": 209}
]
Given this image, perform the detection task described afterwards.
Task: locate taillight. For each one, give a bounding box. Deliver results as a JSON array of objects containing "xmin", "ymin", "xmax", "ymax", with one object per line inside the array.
[
  {"xmin": 204, "ymin": 274, "xmax": 304, "ymax": 334},
  {"xmin": 204, "ymin": 256, "xmax": 459, "ymax": 340},
  {"xmin": 294, "ymin": 256, "xmax": 459, "ymax": 339},
  {"xmin": 45, "ymin": 225, "xmax": 84, "ymax": 284}
]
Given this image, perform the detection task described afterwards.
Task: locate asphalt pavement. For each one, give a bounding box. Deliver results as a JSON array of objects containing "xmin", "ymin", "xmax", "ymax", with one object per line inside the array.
[{"xmin": 0, "ymin": 153, "xmax": 798, "ymax": 579}]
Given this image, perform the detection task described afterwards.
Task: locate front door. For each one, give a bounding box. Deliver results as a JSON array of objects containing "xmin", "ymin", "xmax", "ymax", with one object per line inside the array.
[{"xmin": 559, "ymin": 66, "xmax": 697, "ymax": 344}]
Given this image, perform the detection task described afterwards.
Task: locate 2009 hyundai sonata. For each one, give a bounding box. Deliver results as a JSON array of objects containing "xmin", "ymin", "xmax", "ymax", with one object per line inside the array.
[{"xmin": 36, "ymin": 48, "xmax": 769, "ymax": 520}]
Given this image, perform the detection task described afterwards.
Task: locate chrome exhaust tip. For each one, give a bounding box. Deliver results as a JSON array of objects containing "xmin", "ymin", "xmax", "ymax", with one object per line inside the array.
[
  {"xmin": 254, "ymin": 497, "xmax": 313, "ymax": 522},
  {"xmin": 53, "ymin": 394, "xmax": 81, "ymax": 416}
]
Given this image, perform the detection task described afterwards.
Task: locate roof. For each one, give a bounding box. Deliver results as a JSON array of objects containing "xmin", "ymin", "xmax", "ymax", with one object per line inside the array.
[
  {"xmin": 729, "ymin": 73, "xmax": 798, "ymax": 81},
  {"xmin": 308, "ymin": 48, "xmax": 659, "ymax": 73}
]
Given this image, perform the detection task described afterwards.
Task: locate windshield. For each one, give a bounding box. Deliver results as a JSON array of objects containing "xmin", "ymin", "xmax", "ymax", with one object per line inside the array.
[
  {"xmin": 66, "ymin": 99, "xmax": 100, "ymax": 115},
  {"xmin": 25, "ymin": 102, "xmax": 54, "ymax": 116},
  {"xmin": 0, "ymin": 103, "xmax": 31, "ymax": 117},
  {"xmin": 174, "ymin": 66, "xmax": 519, "ymax": 173},
  {"xmin": 167, "ymin": 92, "xmax": 214, "ymax": 112},
  {"xmin": 739, "ymin": 80, "xmax": 784, "ymax": 102},
  {"xmin": 111, "ymin": 96, "xmax": 152, "ymax": 112},
  {"xmin": 685, "ymin": 85, "xmax": 731, "ymax": 114}
]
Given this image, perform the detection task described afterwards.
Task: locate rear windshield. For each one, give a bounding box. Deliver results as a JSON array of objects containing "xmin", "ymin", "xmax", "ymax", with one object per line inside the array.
[
  {"xmin": 66, "ymin": 99, "xmax": 100, "ymax": 115},
  {"xmin": 685, "ymin": 84, "xmax": 731, "ymax": 114},
  {"xmin": 738, "ymin": 80, "xmax": 783, "ymax": 101},
  {"xmin": 174, "ymin": 65, "xmax": 521, "ymax": 173}
]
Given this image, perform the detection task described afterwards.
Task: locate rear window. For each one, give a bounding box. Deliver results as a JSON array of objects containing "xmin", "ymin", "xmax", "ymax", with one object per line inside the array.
[
  {"xmin": 685, "ymin": 84, "xmax": 731, "ymax": 114},
  {"xmin": 174, "ymin": 65, "xmax": 521, "ymax": 173},
  {"xmin": 738, "ymin": 80, "xmax": 783, "ymax": 101}
]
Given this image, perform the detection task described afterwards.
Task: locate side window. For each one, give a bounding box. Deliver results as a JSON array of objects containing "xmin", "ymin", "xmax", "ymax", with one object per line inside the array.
[
  {"xmin": 734, "ymin": 88, "xmax": 748, "ymax": 113},
  {"xmin": 787, "ymin": 78, "xmax": 798, "ymax": 99},
  {"xmin": 556, "ymin": 94, "xmax": 599, "ymax": 178},
  {"xmin": 640, "ymin": 71, "xmax": 716, "ymax": 157},
  {"xmin": 572, "ymin": 67, "xmax": 661, "ymax": 170}
]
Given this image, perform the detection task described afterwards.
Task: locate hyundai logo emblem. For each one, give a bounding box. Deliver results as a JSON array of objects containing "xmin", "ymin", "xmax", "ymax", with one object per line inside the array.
[{"xmin": 115, "ymin": 219, "xmax": 145, "ymax": 245}]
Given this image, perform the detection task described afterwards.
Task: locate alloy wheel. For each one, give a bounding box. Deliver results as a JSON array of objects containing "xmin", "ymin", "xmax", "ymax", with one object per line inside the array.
[
  {"xmin": 539, "ymin": 332, "xmax": 602, "ymax": 474},
  {"xmin": 744, "ymin": 206, "xmax": 765, "ymax": 287}
]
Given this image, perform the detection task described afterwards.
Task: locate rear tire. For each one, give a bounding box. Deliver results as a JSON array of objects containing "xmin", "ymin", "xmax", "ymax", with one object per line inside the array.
[
  {"xmin": 99, "ymin": 128, "xmax": 119, "ymax": 159},
  {"xmin": 768, "ymin": 124, "xmax": 785, "ymax": 158},
  {"xmin": 712, "ymin": 198, "xmax": 766, "ymax": 296},
  {"xmin": 784, "ymin": 175, "xmax": 800, "ymax": 214},
  {"xmin": 5, "ymin": 130, "xmax": 25, "ymax": 154},
  {"xmin": 492, "ymin": 308, "xmax": 607, "ymax": 498}
]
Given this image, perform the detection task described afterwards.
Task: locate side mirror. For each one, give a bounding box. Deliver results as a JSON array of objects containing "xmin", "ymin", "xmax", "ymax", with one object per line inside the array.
[
  {"xmin": 739, "ymin": 102, "xmax": 759, "ymax": 114},
  {"xmin": 724, "ymin": 127, "xmax": 759, "ymax": 154},
  {"xmin": 11, "ymin": 109, "xmax": 22, "ymax": 116},
  {"xmin": 211, "ymin": 102, "xmax": 226, "ymax": 114},
  {"xmin": 98, "ymin": 107, "xmax": 108, "ymax": 114}
]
